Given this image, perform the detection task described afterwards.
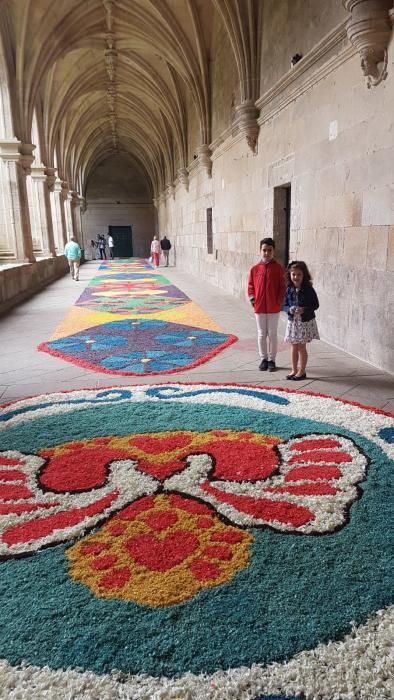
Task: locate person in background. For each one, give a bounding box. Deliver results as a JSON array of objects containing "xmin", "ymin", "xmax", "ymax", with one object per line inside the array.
[
  {"xmin": 160, "ymin": 235, "xmax": 171, "ymax": 266},
  {"xmin": 64, "ymin": 237, "xmax": 81, "ymax": 281},
  {"xmin": 150, "ymin": 235, "xmax": 161, "ymax": 267},
  {"xmin": 108, "ymin": 234, "xmax": 115, "ymax": 259},
  {"xmin": 248, "ymin": 237, "xmax": 286, "ymax": 372},
  {"xmin": 283, "ymin": 260, "xmax": 320, "ymax": 380},
  {"xmin": 97, "ymin": 235, "xmax": 106, "ymax": 260}
]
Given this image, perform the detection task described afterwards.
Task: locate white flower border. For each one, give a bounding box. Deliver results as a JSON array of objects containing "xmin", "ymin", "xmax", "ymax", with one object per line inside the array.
[
  {"xmin": 0, "ymin": 384, "xmax": 392, "ymax": 699},
  {"xmin": 1, "ymin": 384, "xmax": 393, "ymax": 455}
]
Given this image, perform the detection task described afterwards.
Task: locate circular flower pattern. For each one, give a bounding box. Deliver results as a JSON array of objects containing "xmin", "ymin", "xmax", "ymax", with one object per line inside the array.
[{"xmin": 0, "ymin": 383, "xmax": 392, "ymax": 688}]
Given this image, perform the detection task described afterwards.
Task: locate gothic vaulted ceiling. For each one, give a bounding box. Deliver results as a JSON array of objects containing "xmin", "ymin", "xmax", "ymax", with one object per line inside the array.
[{"xmin": 0, "ymin": 0, "xmax": 260, "ymax": 197}]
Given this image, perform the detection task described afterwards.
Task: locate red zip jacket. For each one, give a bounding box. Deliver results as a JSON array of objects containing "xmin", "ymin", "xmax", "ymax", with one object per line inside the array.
[{"xmin": 248, "ymin": 259, "xmax": 286, "ymax": 314}]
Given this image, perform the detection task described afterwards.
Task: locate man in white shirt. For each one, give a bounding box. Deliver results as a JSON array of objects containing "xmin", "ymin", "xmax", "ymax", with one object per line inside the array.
[{"xmin": 108, "ymin": 234, "xmax": 115, "ymax": 259}]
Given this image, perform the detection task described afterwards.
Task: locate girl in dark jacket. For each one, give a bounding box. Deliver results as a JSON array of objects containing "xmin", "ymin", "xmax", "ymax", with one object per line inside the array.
[{"xmin": 284, "ymin": 261, "xmax": 319, "ymax": 380}]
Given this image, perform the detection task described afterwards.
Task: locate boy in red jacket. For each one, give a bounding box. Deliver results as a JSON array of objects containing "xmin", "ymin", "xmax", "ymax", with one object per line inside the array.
[{"xmin": 248, "ymin": 237, "xmax": 286, "ymax": 371}]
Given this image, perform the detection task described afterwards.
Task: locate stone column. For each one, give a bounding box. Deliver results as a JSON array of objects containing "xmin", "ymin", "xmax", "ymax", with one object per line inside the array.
[
  {"xmin": 53, "ymin": 178, "xmax": 68, "ymax": 247},
  {"xmin": 76, "ymin": 195, "xmax": 86, "ymax": 246},
  {"xmin": 69, "ymin": 191, "xmax": 82, "ymax": 243},
  {"xmin": 0, "ymin": 140, "xmax": 36, "ymax": 263},
  {"xmin": 64, "ymin": 186, "xmax": 75, "ymax": 239},
  {"xmin": 30, "ymin": 164, "xmax": 56, "ymax": 257}
]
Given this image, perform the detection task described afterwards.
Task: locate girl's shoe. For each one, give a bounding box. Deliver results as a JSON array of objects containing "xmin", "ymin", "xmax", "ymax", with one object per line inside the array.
[
  {"xmin": 293, "ymin": 373, "xmax": 307, "ymax": 381},
  {"xmin": 286, "ymin": 373, "xmax": 296, "ymax": 380}
]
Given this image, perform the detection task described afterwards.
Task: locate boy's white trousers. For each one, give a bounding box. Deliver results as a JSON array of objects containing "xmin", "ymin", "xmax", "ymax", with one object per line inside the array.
[{"xmin": 254, "ymin": 312, "xmax": 280, "ymax": 360}]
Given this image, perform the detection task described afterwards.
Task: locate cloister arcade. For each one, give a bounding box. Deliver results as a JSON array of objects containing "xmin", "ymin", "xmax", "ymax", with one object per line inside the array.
[{"xmin": 0, "ymin": 0, "xmax": 393, "ymax": 372}]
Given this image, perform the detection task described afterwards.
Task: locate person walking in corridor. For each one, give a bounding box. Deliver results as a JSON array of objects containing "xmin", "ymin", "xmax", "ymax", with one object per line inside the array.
[
  {"xmin": 97, "ymin": 235, "xmax": 106, "ymax": 260},
  {"xmin": 64, "ymin": 237, "xmax": 81, "ymax": 281},
  {"xmin": 150, "ymin": 235, "xmax": 161, "ymax": 268},
  {"xmin": 108, "ymin": 234, "xmax": 115, "ymax": 259},
  {"xmin": 248, "ymin": 237, "xmax": 286, "ymax": 372},
  {"xmin": 160, "ymin": 235, "xmax": 171, "ymax": 266}
]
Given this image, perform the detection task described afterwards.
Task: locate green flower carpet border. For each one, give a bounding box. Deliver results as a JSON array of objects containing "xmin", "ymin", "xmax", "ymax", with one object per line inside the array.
[{"xmin": 0, "ymin": 383, "xmax": 392, "ymax": 699}]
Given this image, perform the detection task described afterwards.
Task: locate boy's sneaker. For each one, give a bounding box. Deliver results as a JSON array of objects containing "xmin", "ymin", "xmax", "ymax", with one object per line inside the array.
[
  {"xmin": 259, "ymin": 359, "xmax": 268, "ymax": 371},
  {"xmin": 267, "ymin": 360, "xmax": 277, "ymax": 372}
]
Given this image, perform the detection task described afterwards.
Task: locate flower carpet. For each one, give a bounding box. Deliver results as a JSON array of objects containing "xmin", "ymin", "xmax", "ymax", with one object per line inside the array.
[
  {"xmin": 38, "ymin": 259, "xmax": 237, "ymax": 375},
  {"xmin": 0, "ymin": 383, "xmax": 392, "ymax": 699}
]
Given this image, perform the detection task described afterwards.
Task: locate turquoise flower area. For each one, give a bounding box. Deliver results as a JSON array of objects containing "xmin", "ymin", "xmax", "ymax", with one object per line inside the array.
[{"xmin": 0, "ymin": 386, "xmax": 392, "ymax": 680}]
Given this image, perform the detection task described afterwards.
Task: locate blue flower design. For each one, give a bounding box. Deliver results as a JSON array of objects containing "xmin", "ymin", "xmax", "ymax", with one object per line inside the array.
[
  {"xmin": 155, "ymin": 329, "xmax": 228, "ymax": 348},
  {"xmin": 49, "ymin": 334, "xmax": 127, "ymax": 354},
  {"xmin": 101, "ymin": 351, "xmax": 191, "ymax": 373},
  {"xmin": 48, "ymin": 336, "xmax": 92, "ymax": 353}
]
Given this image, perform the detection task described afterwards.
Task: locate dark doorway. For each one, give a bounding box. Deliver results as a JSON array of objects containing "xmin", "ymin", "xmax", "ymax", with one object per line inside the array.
[
  {"xmin": 206, "ymin": 207, "xmax": 213, "ymax": 254},
  {"xmin": 108, "ymin": 225, "xmax": 133, "ymax": 257},
  {"xmin": 273, "ymin": 185, "xmax": 291, "ymax": 269}
]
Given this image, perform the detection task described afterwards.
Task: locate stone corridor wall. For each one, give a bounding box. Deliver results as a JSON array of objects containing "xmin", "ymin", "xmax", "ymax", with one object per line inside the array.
[
  {"xmin": 0, "ymin": 256, "xmax": 68, "ymax": 316},
  {"xmin": 159, "ymin": 31, "xmax": 394, "ymax": 373}
]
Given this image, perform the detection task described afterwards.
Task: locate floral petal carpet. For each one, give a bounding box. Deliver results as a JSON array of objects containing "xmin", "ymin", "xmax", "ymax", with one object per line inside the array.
[
  {"xmin": 38, "ymin": 259, "xmax": 237, "ymax": 375},
  {"xmin": 0, "ymin": 383, "xmax": 392, "ymax": 699}
]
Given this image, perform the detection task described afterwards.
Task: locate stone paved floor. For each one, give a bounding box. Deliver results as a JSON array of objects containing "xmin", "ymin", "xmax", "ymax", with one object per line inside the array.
[{"xmin": 1, "ymin": 260, "xmax": 393, "ymax": 410}]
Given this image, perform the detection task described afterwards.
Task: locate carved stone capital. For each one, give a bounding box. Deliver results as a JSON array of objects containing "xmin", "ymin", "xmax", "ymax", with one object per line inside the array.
[
  {"xmin": 343, "ymin": 0, "xmax": 392, "ymax": 87},
  {"xmin": 0, "ymin": 139, "xmax": 21, "ymax": 161},
  {"xmin": 234, "ymin": 101, "xmax": 259, "ymax": 153},
  {"xmin": 45, "ymin": 167, "xmax": 57, "ymax": 191},
  {"xmin": 19, "ymin": 143, "xmax": 36, "ymax": 174},
  {"xmin": 30, "ymin": 165, "xmax": 47, "ymax": 182},
  {"xmin": 0, "ymin": 141, "xmax": 37, "ymax": 173},
  {"xmin": 53, "ymin": 177, "xmax": 63, "ymax": 194},
  {"xmin": 69, "ymin": 191, "xmax": 79, "ymax": 208},
  {"xmin": 61, "ymin": 181, "xmax": 69, "ymax": 200},
  {"xmin": 196, "ymin": 144, "xmax": 212, "ymax": 177},
  {"xmin": 178, "ymin": 167, "xmax": 189, "ymax": 191},
  {"xmin": 166, "ymin": 183, "xmax": 175, "ymax": 200}
]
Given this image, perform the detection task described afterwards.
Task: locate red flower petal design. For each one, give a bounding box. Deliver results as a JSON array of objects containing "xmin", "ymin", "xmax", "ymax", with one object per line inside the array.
[
  {"xmin": 0, "ymin": 431, "xmax": 369, "ymax": 558},
  {"xmin": 0, "ymin": 450, "xmax": 158, "ymax": 557},
  {"xmin": 163, "ymin": 433, "xmax": 369, "ymax": 534}
]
